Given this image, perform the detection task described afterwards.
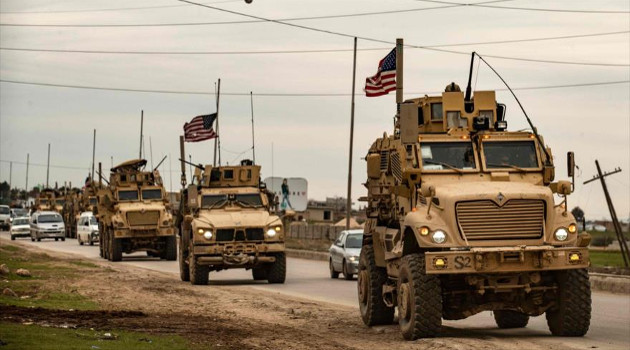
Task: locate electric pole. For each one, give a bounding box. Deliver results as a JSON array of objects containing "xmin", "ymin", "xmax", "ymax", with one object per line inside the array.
[{"xmin": 584, "ymin": 160, "xmax": 628, "ymax": 267}]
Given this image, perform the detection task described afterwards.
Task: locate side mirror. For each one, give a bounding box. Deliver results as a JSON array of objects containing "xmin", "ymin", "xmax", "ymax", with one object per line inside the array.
[
  {"xmin": 567, "ymin": 151, "xmax": 575, "ymax": 177},
  {"xmin": 187, "ymin": 185, "xmax": 199, "ymax": 209},
  {"xmin": 420, "ymin": 183, "xmax": 435, "ymax": 198}
]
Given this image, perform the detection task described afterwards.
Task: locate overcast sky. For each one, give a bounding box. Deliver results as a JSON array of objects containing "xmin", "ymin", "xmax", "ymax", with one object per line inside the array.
[{"xmin": 0, "ymin": 0, "xmax": 628, "ymax": 220}]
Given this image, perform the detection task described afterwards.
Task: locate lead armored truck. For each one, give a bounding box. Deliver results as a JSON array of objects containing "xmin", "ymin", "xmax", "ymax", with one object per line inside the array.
[
  {"xmin": 358, "ymin": 82, "xmax": 591, "ymax": 340},
  {"xmin": 96, "ymin": 159, "xmax": 176, "ymax": 261},
  {"xmin": 177, "ymin": 153, "xmax": 286, "ymax": 285}
]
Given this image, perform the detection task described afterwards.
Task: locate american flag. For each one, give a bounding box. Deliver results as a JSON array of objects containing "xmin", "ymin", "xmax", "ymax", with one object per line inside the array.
[
  {"xmin": 183, "ymin": 113, "xmax": 217, "ymax": 142},
  {"xmin": 364, "ymin": 48, "xmax": 397, "ymax": 97}
]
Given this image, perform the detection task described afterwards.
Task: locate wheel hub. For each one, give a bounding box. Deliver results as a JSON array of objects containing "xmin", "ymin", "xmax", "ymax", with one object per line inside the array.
[
  {"xmin": 358, "ymin": 270, "xmax": 368, "ymax": 304},
  {"xmin": 398, "ymin": 282, "xmax": 411, "ymax": 319}
]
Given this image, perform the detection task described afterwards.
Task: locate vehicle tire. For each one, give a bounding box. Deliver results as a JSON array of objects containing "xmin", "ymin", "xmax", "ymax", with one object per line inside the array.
[
  {"xmin": 164, "ymin": 236, "xmax": 177, "ymax": 261},
  {"xmin": 11, "ymin": 235, "xmax": 15, "ymax": 241},
  {"xmin": 31, "ymin": 237, "xmax": 35, "ymax": 242},
  {"xmin": 358, "ymin": 244, "xmax": 394, "ymax": 326},
  {"xmin": 37, "ymin": 238, "xmax": 41, "ymax": 242},
  {"xmin": 79, "ymin": 237, "xmax": 84, "ymax": 246},
  {"xmin": 342, "ymin": 259, "xmax": 353, "ymax": 280},
  {"xmin": 329, "ymin": 259, "xmax": 339, "ymax": 279},
  {"xmin": 179, "ymin": 237, "xmax": 190, "ymax": 282},
  {"xmin": 494, "ymin": 310, "xmax": 529, "ymax": 328},
  {"xmin": 189, "ymin": 259, "xmax": 209, "ymax": 285},
  {"xmin": 61, "ymin": 237, "xmax": 65, "ymax": 242},
  {"xmin": 89, "ymin": 240, "xmax": 94, "ymax": 246},
  {"xmin": 111, "ymin": 238, "xmax": 122, "ymax": 262},
  {"xmin": 55, "ymin": 238, "xmax": 58, "ymax": 241},
  {"xmin": 397, "ymin": 253, "xmax": 442, "ymax": 340},
  {"xmin": 546, "ymin": 268, "xmax": 591, "ymax": 336},
  {"xmin": 252, "ymin": 267, "xmax": 268, "ymax": 280},
  {"xmin": 266, "ymin": 253, "xmax": 286, "ymax": 284}
]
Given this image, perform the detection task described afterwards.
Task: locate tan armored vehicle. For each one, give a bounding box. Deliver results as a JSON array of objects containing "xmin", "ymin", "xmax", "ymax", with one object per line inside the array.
[
  {"xmin": 359, "ymin": 79, "xmax": 591, "ymax": 339},
  {"xmin": 177, "ymin": 152, "xmax": 286, "ymax": 285},
  {"xmin": 34, "ymin": 188, "xmax": 62, "ymax": 213},
  {"xmin": 96, "ymin": 159, "xmax": 176, "ymax": 261}
]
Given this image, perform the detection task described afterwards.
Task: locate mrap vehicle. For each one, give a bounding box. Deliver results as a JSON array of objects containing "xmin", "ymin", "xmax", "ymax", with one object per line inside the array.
[{"xmin": 358, "ymin": 78, "xmax": 591, "ymax": 339}]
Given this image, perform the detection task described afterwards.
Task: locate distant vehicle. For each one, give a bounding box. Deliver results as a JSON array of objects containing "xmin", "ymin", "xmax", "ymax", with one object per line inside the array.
[
  {"xmin": 0, "ymin": 205, "xmax": 10, "ymax": 230},
  {"xmin": 77, "ymin": 212, "xmax": 99, "ymax": 246},
  {"xmin": 30, "ymin": 211, "xmax": 65, "ymax": 242},
  {"xmin": 10, "ymin": 217, "xmax": 30, "ymax": 240},
  {"xmin": 329, "ymin": 230, "xmax": 363, "ymax": 280},
  {"xmin": 10, "ymin": 208, "xmax": 30, "ymax": 220}
]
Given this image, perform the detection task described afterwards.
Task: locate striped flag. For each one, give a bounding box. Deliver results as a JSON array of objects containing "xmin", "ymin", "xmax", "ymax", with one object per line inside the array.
[
  {"xmin": 364, "ymin": 48, "xmax": 397, "ymax": 97},
  {"xmin": 183, "ymin": 113, "xmax": 217, "ymax": 142}
]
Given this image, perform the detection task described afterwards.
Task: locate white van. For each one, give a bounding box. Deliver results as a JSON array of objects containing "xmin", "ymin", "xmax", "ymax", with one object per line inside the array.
[{"xmin": 77, "ymin": 212, "xmax": 99, "ymax": 245}]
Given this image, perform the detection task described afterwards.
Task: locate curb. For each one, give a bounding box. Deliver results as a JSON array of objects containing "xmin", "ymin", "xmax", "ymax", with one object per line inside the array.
[{"xmin": 285, "ymin": 248, "xmax": 630, "ymax": 294}]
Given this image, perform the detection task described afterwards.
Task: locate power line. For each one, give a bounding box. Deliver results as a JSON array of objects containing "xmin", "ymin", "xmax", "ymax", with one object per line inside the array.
[
  {"xmin": 1, "ymin": 30, "xmax": 626, "ymax": 55},
  {"xmin": 0, "ymin": 1, "xmax": 240, "ymax": 15},
  {"xmin": 0, "ymin": 159, "xmax": 88, "ymax": 171},
  {"xmin": 1, "ymin": 78, "xmax": 628, "ymax": 97},
  {"xmin": 417, "ymin": 0, "xmax": 630, "ymax": 14}
]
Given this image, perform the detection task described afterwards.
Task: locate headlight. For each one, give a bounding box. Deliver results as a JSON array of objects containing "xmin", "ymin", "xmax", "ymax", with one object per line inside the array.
[
  {"xmin": 568, "ymin": 223, "xmax": 577, "ymax": 234},
  {"xmin": 554, "ymin": 228, "xmax": 568, "ymax": 241},
  {"xmin": 348, "ymin": 256, "xmax": 358, "ymax": 262},
  {"xmin": 203, "ymin": 230, "xmax": 213, "ymax": 240},
  {"xmin": 266, "ymin": 229, "xmax": 277, "ymax": 237},
  {"xmin": 432, "ymin": 230, "xmax": 447, "ymax": 244}
]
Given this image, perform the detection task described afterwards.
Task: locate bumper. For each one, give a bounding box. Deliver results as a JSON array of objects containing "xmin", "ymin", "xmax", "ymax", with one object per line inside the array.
[
  {"xmin": 89, "ymin": 232, "xmax": 100, "ymax": 243},
  {"xmin": 34, "ymin": 231, "xmax": 65, "ymax": 238},
  {"xmin": 425, "ymin": 246, "xmax": 589, "ymax": 275},
  {"xmin": 11, "ymin": 231, "xmax": 30, "ymax": 238},
  {"xmin": 193, "ymin": 242, "xmax": 285, "ymax": 267},
  {"xmin": 114, "ymin": 227, "xmax": 174, "ymax": 238},
  {"xmin": 345, "ymin": 260, "xmax": 359, "ymax": 274}
]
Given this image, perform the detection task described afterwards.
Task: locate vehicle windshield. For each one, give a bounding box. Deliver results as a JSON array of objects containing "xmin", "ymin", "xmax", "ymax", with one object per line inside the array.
[
  {"xmin": 38, "ymin": 214, "xmax": 63, "ymax": 223},
  {"xmin": 56, "ymin": 199, "xmax": 65, "ymax": 206},
  {"xmin": 40, "ymin": 199, "xmax": 48, "ymax": 204},
  {"xmin": 201, "ymin": 194, "xmax": 228, "ymax": 208},
  {"xmin": 483, "ymin": 141, "xmax": 538, "ymax": 169},
  {"xmin": 118, "ymin": 190, "xmax": 139, "ymax": 201},
  {"xmin": 13, "ymin": 218, "xmax": 29, "ymax": 225},
  {"xmin": 142, "ymin": 189, "xmax": 162, "ymax": 200},
  {"xmin": 234, "ymin": 193, "xmax": 263, "ymax": 207},
  {"xmin": 89, "ymin": 198, "xmax": 97, "ymax": 206},
  {"xmin": 345, "ymin": 234, "xmax": 363, "ymax": 249},
  {"xmin": 420, "ymin": 142, "xmax": 476, "ymax": 170},
  {"xmin": 0, "ymin": 207, "xmax": 9, "ymax": 214},
  {"xmin": 89, "ymin": 217, "xmax": 98, "ymax": 225},
  {"xmin": 12, "ymin": 209, "xmax": 29, "ymax": 216}
]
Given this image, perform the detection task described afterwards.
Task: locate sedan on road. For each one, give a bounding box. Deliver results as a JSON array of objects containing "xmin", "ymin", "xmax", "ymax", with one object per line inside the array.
[
  {"xmin": 9, "ymin": 217, "xmax": 30, "ymax": 240},
  {"xmin": 329, "ymin": 229, "xmax": 363, "ymax": 280}
]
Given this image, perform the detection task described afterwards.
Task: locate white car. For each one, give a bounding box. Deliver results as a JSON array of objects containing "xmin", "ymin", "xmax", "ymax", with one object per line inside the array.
[
  {"xmin": 10, "ymin": 217, "xmax": 30, "ymax": 240},
  {"xmin": 30, "ymin": 211, "xmax": 65, "ymax": 241},
  {"xmin": 0, "ymin": 205, "xmax": 10, "ymax": 230},
  {"xmin": 329, "ymin": 229, "xmax": 363, "ymax": 280},
  {"xmin": 77, "ymin": 212, "xmax": 99, "ymax": 246}
]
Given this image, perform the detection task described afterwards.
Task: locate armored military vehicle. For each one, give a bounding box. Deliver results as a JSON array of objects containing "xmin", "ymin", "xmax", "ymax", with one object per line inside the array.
[
  {"xmin": 358, "ymin": 65, "xmax": 591, "ymax": 339},
  {"xmin": 64, "ymin": 180, "xmax": 101, "ymax": 238},
  {"xmin": 177, "ymin": 141, "xmax": 286, "ymax": 285},
  {"xmin": 96, "ymin": 159, "xmax": 176, "ymax": 261},
  {"xmin": 34, "ymin": 188, "xmax": 61, "ymax": 212}
]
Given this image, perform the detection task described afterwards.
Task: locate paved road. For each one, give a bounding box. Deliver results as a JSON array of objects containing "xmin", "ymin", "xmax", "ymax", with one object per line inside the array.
[{"xmin": 2, "ymin": 232, "xmax": 629, "ymax": 349}]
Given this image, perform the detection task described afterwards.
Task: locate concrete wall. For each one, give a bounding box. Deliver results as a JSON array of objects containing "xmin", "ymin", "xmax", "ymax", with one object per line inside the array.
[{"xmin": 288, "ymin": 223, "xmax": 347, "ymax": 241}]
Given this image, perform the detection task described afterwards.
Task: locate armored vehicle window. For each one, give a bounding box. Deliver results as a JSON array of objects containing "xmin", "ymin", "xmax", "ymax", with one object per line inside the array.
[
  {"xmin": 420, "ymin": 142, "xmax": 476, "ymax": 170},
  {"xmin": 345, "ymin": 233, "xmax": 363, "ymax": 248},
  {"xmin": 142, "ymin": 189, "xmax": 162, "ymax": 200},
  {"xmin": 89, "ymin": 198, "xmax": 98, "ymax": 206},
  {"xmin": 40, "ymin": 199, "xmax": 48, "ymax": 204},
  {"xmin": 223, "ymin": 169, "xmax": 234, "ymax": 179},
  {"xmin": 235, "ymin": 193, "xmax": 263, "ymax": 207},
  {"xmin": 202, "ymin": 194, "xmax": 228, "ymax": 208},
  {"xmin": 483, "ymin": 141, "xmax": 538, "ymax": 169},
  {"xmin": 118, "ymin": 190, "xmax": 139, "ymax": 201},
  {"xmin": 56, "ymin": 199, "xmax": 65, "ymax": 206},
  {"xmin": 38, "ymin": 214, "xmax": 62, "ymax": 223},
  {"xmin": 431, "ymin": 103, "xmax": 443, "ymax": 121}
]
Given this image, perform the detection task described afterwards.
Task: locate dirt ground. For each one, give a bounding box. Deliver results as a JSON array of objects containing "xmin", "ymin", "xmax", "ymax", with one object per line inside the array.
[{"xmin": 1, "ymin": 244, "xmax": 579, "ymax": 350}]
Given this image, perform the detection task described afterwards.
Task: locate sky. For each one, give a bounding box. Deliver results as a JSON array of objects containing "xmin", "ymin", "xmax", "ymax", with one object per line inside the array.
[{"xmin": 0, "ymin": 0, "xmax": 628, "ymax": 221}]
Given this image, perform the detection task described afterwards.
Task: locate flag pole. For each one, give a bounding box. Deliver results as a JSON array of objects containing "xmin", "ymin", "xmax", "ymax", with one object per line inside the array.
[
  {"xmin": 213, "ymin": 81, "xmax": 218, "ymax": 166},
  {"xmin": 395, "ymin": 38, "xmax": 404, "ymax": 107},
  {"xmin": 139, "ymin": 110, "xmax": 144, "ymax": 159},
  {"xmin": 250, "ymin": 91, "xmax": 256, "ymax": 164},
  {"xmin": 217, "ymin": 78, "xmax": 222, "ymax": 166},
  {"xmin": 346, "ymin": 37, "xmax": 357, "ymax": 231}
]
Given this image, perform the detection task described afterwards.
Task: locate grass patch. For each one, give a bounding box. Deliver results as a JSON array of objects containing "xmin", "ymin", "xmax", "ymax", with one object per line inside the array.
[
  {"xmin": 0, "ymin": 244, "xmax": 21, "ymax": 252},
  {"xmin": 69, "ymin": 261, "xmax": 99, "ymax": 269},
  {"xmin": 589, "ymin": 250, "xmax": 627, "ymax": 267},
  {"xmin": 0, "ymin": 322, "xmax": 194, "ymax": 350}
]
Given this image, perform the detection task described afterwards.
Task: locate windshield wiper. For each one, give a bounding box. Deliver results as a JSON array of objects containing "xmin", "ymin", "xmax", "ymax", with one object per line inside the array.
[
  {"xmin": 204, "ymin": 200, "xmax": 227, "ymax": 210},
  {"xmin": 424, "ymin": 160, "xmax": 464, "ymax": 174},
  {"xmin": 486, "ymin": 162, "xmax": 528, "ymax": 172}
]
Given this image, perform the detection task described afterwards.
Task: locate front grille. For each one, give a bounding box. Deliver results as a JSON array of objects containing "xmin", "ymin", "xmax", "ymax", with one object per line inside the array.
[
  {"xmin": 127, "ymin": 211, "xmax": 160, "ymax": 226},
  {"xmin": 246, "ymin": 228, "xmax": 264, "ymax": 241},
  {"xmin": 456, "ymin": 199, "xmax": 545, "ymax": 240},
  {"xmin": 216, "ymin": 229, "xmax": 235, "ymax": 241},
  {"xmin": 235, "ymin": 230, "xmax": 246, "ymax": 241}
]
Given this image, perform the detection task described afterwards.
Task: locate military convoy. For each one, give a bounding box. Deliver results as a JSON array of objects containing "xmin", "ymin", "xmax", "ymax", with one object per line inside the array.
[
  {"xmin": 176, "ymin": 138, "xmax": 287, "ymax": 285},
  {"xmin": 34, "ymin": 188, "xmax": 62, "ymax": 212},
  {"xmin": 358, "ymin": 76, "xmax": 591, "ymax": 339},
  {"xmin": 95, "ymin": 159, "xmax": 176, "ymax": 262}
]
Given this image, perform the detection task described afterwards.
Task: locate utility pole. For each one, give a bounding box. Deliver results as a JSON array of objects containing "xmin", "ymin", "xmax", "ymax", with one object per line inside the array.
[
  {"xmin": 346, "ymin": 37, "xmax": 357, "ymax": 230},
  {"xmin": 584, "ymin": 160, "xmax": 629, "ymax": 267},
  {"xmin": 46, "ymin": 143, "xmax": 51, "ymax": 188},
  {"xmin": 92, "ymin": 129, "xmax": 96, "ymax": 181},
  {"xmin": 250, "ymin": 91, "xmax": 256, "ymax": 164},
  {"xmin": 139, "ymin": 110, "xmax": 144, "ymax": 159},
  {"xmin": 9, "ymin": 161, "xmax": 12, "ymax": 200},
  {"xmin": 25, "ymin": 153, "xmax": 29, "ymax": 199}
]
